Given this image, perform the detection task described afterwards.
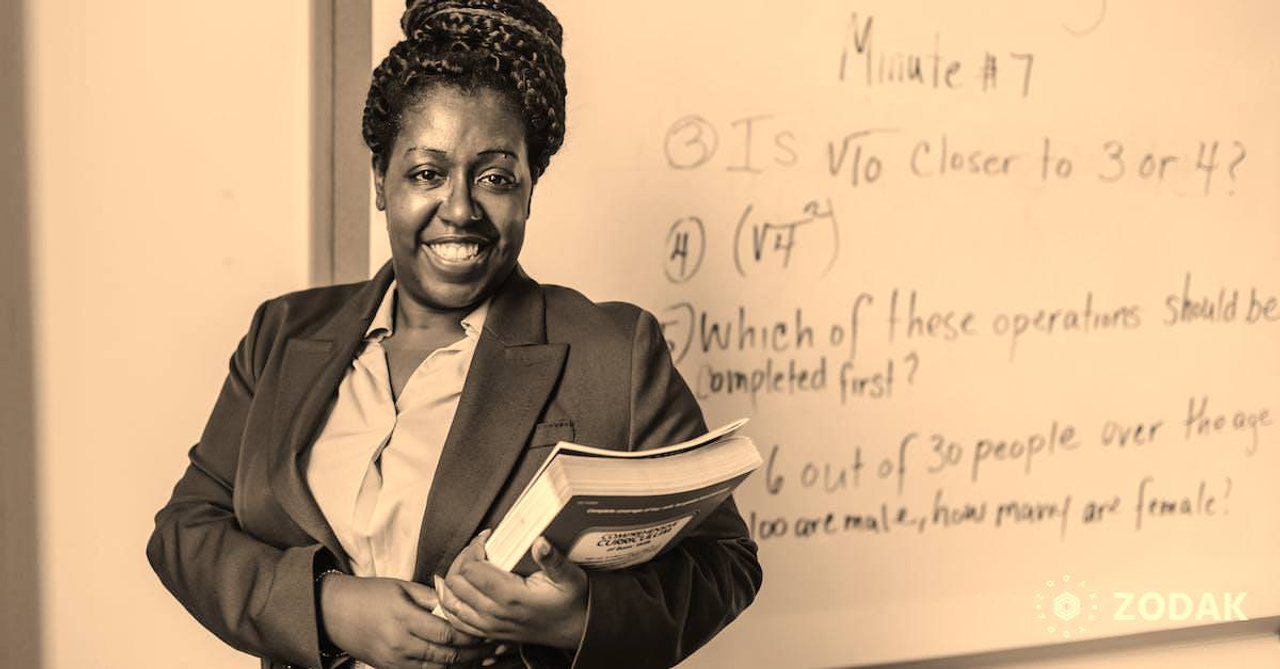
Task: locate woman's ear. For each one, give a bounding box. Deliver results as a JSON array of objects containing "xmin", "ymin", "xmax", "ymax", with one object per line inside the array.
[{"xmin": 372, "ymin": 157, "xmax": 386, "ymax": 211}]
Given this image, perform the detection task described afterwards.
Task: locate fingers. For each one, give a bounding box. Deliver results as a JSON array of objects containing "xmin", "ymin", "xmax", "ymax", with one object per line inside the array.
[
  {"xmin": 480, "ymin": 644, "xmax": 513, "ymax": 668},
  {"xmin": 402, "ymin": 609, "xmax": 484, "ymax": 648},
  {"xmin": 324, "ymin": 575, "xmax": 505, "ymax": 669},
  {"xmin": 473, "ymin": 528, "xmax": 492, "ymax": 556},
  {"xmin": 432, "ymin": 529, "xmax": 588, "ymax": 649},
  {"xmin": 460, "ymin": 529, "xmax": 491, "ymax": 563},
  {"xmin": 396, "ymin": 599, "xmax": 493, "ymax": 668},
  {"xmin": 447, "ymin": 530, "xmax": 492, "ymax": 579},
  {"xmin": 400, "ymin": 579, "xmax": 440, "ymax": 611},
  {"xmin": 530, "ymin": 537, "xmax": 569, "ymax": 582},
  {"xmin": 396, "ymin": 581, "xmax": 484, "ymax": 648},
  {"xmin": 453, "ymin": 560, "xmax": 531, "ymax": 620},
  {"xmin": 412, "ymin": 638, "xmax": 494, "ymax": 667},
  {"xmin": 435, "ymin": 574, "xmax": 498, "ymax": 638},
  {"xmin": 461, "ymin": 558, "xmax": 524, "ymax": 596}
]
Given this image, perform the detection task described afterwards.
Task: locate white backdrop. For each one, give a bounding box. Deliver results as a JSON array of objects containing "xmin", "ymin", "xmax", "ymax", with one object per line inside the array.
[{"xmin": 368, "ymin": 2, "xmax": 1280, "ymax": 667}]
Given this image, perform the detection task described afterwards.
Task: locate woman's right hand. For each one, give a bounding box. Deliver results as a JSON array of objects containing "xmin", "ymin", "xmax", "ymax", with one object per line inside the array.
[{"xmin": 319, "ymin": 574, "xmax": 499, "ymax": 668}]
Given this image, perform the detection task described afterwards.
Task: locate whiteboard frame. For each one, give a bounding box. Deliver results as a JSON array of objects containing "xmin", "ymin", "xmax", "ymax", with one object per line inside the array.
[
  {"xmin": 311, "ymin": 0, "xmax": 371, "ymax": 286},
  {"xmin": 317, "ymin": 4, "xmax": 1280, "ymax": 666},
  {"xmin": 869, "ymin": 615, "xmax": 1280, "ymax": 668},
  {"xmin": 0, "ymin": 0, "xmax": 41, "ymax": 666}
]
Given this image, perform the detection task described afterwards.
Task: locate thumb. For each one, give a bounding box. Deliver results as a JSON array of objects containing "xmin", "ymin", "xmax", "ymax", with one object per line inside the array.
[
  {"xmin": 472, "ymin": 528, "xmax": 492, "ymax": 558},
  {"xmin": 531, "ymin": 537, "xmax": 571, "ymax": 581},
  {"xmin": 460, "ymin": 528, "xmax": 491, "ymax": 563}
]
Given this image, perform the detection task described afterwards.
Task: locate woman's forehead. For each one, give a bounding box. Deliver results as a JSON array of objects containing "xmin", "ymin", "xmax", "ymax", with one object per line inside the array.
[{"xmin": 393, "ymin": 86, "xmax": 527, "ymax": 160}]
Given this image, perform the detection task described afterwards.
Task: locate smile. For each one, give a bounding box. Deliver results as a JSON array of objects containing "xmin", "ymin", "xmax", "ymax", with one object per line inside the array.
[
  {"xmin": 428, "ymin": 240, "xmax": 485, "ymax": 261},
  {"xmin": 421, "ymin": 237, "xmax": 493, "ymax": 272}
]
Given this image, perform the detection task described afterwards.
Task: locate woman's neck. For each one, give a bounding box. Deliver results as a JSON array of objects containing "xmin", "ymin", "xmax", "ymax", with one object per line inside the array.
[{"xmin": 393, "ymin": 285, "xmax": 469, "ymax": 336}]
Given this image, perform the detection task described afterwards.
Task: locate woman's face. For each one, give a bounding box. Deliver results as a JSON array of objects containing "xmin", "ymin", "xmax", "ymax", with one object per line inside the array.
[{"xmin": 375, "ymin": 85, "xmax": 533, "ymax": 313}]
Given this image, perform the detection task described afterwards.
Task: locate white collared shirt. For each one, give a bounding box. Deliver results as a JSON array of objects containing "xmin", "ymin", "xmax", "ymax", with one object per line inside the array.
[{"xmin": 304, "ymin": 280, "xmax": 489, "ymax": 580}]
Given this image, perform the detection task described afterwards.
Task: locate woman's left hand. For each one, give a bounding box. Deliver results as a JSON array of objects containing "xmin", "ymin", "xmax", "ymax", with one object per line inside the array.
[{"xmin": 436, "ymin": 531, "xmax": 588, "ymax": 651}]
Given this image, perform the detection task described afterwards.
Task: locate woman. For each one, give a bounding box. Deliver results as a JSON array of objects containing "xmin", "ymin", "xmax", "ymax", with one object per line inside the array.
[{"xmin": 146, "ymin": 2, "xmax": 762, "ymax": 668}]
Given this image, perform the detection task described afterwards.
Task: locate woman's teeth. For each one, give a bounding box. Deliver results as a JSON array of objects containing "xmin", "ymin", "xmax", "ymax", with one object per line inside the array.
[{"xmin": 428, "ymin": 241, "xmax": 484, "ymax": 261}]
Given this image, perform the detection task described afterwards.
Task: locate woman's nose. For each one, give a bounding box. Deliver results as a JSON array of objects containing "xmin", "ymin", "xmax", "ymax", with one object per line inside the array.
[{"xmin": 440, "ymin": 178, "xmax": 480, "ymax": 225}]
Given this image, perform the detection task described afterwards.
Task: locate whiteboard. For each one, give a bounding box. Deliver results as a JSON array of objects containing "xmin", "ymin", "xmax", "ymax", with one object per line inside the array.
[{"xmin": 370, "ymin": 2, "xmax": 1280, "ymax": 666}]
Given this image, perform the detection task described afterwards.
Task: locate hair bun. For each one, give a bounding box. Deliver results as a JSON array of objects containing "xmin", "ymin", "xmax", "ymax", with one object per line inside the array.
[
  {"xmin": 402, "ymin": 0, "xmax": 563, "ymax": 52},
  {"xmin": 365, "ymin": 0, "xmax": 568, "ymax": 179}
]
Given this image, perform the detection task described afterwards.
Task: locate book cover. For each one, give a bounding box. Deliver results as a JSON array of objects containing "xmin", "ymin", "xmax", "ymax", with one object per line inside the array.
[
  {"xmin": 487, "ymin": 420, "xmax": 760, "ymax": 576},
  {"xmin": 509, "ymin": 473, "xmax": 754, "ymax": 575}
]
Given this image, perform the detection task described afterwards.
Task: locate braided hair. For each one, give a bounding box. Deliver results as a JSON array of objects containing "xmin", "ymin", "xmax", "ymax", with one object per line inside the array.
[{"xmin": 362, "ymin": 0, "xmax": 567, "ymax": 181}]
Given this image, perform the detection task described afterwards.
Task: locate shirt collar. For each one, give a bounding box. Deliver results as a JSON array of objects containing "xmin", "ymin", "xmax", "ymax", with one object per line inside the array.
[{"xmin": 364, "ymin": 280, "xmax": 490, "ymax": 343}]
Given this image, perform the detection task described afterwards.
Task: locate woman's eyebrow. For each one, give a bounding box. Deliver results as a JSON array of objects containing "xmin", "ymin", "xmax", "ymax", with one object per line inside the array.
[
  {"xmin": 403, "ymin": 146, "xmax": 446, "ymax": 157},
  {"xmin": 477, "ymin": 149, "xmax": 517, "ymax": 160},
  {"xmin": 401, "ymin": 147, "xmax": 515, "ymax": 160}
]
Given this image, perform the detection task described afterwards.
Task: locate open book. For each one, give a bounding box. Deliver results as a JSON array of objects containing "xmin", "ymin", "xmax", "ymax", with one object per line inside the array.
[{"xmin": 486, "ymin": 418, "xmax": 760, "ymax": 576}]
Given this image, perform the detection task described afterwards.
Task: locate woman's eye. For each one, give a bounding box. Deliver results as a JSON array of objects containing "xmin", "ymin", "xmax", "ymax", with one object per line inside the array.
[
  {"xmin": 412, "ymin": 169, "xmax": 445, "ymax": 184},
  {"xmin": 478, "ymin": 172, "xmax": 516, "ymax": 189}
]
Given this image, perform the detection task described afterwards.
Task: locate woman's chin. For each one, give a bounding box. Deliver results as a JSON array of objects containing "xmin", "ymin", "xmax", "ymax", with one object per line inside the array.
[
  {"xmin": 398, "ymin": 262, "xmax": 514, "ymax": 314},
  {"xmin": 403, "ymin": 282, "xmax": 481, "ymax": 312}
]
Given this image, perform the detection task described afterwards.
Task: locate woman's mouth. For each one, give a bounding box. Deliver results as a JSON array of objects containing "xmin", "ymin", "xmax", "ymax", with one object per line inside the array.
[
  {"xmin": 429, "ymin": 240, "xmax": 484, "ymax": 261},
  {"xmin": 421, "ymin": 238, "xmax": 492, "ymax": 273}
]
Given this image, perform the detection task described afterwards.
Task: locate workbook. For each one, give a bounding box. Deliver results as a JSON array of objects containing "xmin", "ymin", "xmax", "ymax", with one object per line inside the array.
[{"xmin": 487, "ymin": 419, "xmax": 761, "ymax": 575}]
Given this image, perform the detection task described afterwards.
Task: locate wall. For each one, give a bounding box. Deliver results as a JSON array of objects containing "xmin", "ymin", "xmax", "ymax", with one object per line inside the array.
[{"xmin": 26, "ymin": 1, "xmax": 312, "ymax": 667}]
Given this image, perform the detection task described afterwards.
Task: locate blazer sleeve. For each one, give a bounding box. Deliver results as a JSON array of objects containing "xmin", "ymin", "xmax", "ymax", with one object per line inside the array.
[
  {"xmin": 145, "ymin": 300, "xmax": 334, "ymax": 668},
  {"xmin": 566, "ymin": 309, "xmax": 764, "ymax": 669}
]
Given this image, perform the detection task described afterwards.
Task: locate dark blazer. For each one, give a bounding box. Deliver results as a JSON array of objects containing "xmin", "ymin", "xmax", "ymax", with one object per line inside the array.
[{"xmin": 146, "ymin": 262, "xmax": 762, "ymax": 669}]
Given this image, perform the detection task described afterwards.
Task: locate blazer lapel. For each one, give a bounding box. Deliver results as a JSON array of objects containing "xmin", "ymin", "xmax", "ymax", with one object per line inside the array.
[
  {"xmin": 267, "ymin": 262, "xmax": 396, "ymax": 570},
  {"xmin": 413, "ymin": 267, "xmax": 567, "ymax": 581}
]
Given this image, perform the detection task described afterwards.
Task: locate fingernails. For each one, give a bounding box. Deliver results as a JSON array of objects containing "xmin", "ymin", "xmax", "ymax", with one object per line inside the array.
[
  {"xmin": 482, "ymin": 644, "xmax": 510, "ymax": 666},
  {"xmin": 535, "ymin": 538, "xmax": 551, "ymax": 558}
]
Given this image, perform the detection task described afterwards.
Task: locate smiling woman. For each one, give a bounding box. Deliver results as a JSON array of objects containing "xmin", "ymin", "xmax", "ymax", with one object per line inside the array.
[
  {"xmin": 146, "ymin": 1, "xmax": 761, "ymax": 668},
  {"xmin": 379, "ymin": 87, "xmax": 531, "ymax": 319}
]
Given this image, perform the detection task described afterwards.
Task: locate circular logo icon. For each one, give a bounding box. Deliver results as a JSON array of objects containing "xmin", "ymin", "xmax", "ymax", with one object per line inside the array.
[{"xmin": 1034, "ymin": 574, "xmax": 1098, "ymax": 639}]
